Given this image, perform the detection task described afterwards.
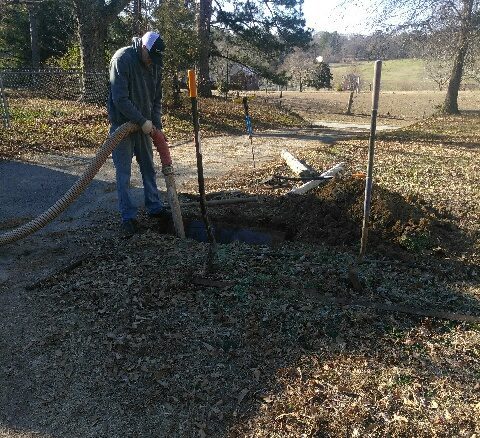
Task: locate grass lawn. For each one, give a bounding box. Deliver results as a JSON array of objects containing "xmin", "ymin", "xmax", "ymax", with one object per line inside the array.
[
  {"xmin": 330, "ymin": 58, "xmax": 480, "ymax": 92},
  {"xmin": 263, "ymin": 89, "xmax": 480, "ymax": 123}
]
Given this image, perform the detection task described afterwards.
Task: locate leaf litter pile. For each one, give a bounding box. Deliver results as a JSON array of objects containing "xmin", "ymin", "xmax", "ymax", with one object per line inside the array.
[
  {"xmin": 2, "ymin": 98, "xmax": 480, "ymax": 437},
  {"xmin": 18, "ymin": 226, "xmax": 480, "ymax": 437}
]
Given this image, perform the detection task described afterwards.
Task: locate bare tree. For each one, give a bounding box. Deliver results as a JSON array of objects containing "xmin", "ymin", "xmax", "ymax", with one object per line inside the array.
[
  {"xmin": 463, "ymin": 30, "xmax": 480, "ymax": 84},
  {"xmin": 365, "ymin": 0, "xmax": 478, "ymax": 113},
  {"xmin": 281, "ymin": 48, "xmax": 315, "ymax": 92},
  {"xmin": 425, "ymin": 59, "xmax": 451, "ymax": 91},
  {"xmin": 443, "ymin": 0, "xmax": 475, "ymax": 113},
  {"xmin": 416, "ymin": 29, "xmax": 455, "ymax": 90}
]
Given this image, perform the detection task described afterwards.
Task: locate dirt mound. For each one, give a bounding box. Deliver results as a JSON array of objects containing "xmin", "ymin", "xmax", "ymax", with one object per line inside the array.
[{"xmin": 208, "ymin": 178, "xmax": 450, "ymax": 252}]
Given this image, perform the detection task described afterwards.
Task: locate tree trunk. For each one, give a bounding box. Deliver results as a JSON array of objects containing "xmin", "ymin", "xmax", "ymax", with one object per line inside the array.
[
  {"xmin": 443, "ymin": 45, "xmax": 468, "ymax": 114},
  {"xmin": 27, "ymin": 4, "xmax": 40, "ymax": 69},
  {"xmin": 72, "ymin": 0, "xmax": 130, "ymax": 103},
  {"xmin": 133, "ymin": 0, "xmax": 142, "ymax": 35},
  {"xmin": 172, "ymin": 74, "xmax": 181, "ymax": 108},
  {"xmin": 442, "ymin": 0, "xmax": 474, "ymax": 114},
  {"xmin": 197, "ymin": 0, "xmax": 212, "ymax": 97},
  {"xmin": 346, "ymin": 91, "xmax": 354, "ymax": 115},
  {"xmin": 78, "ymin": 19, "xmax": 109, "ymax": 103}
]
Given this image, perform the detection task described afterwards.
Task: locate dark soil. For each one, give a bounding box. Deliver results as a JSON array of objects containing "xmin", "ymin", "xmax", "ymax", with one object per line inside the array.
[{"xmin": 202, "ymin": 176, "xmax": 458, "ymax": 259}]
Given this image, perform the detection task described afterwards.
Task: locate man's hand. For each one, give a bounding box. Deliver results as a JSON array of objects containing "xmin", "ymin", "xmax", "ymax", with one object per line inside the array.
[{"xmin": 141, "ymin": 120, "xmax": 153, "ymax": 134}]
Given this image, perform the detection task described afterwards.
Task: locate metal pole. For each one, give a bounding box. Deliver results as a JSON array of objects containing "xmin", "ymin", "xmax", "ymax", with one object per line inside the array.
[
  {"xmin": 242, "ymin": 96, "xmax": 255, "ymax": 168},
  {"xmin": 0, "ymin": 74, "xmax": 10, "ymax": 129},
  {"xmin": 188, "ymin": 69, "xmax": 216, "ymax": 247},
  {"xmin": 359, "ymin": 60, "xmax": 382, "ymax": 260}
]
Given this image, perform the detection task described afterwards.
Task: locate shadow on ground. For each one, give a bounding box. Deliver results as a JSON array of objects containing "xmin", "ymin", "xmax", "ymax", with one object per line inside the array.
[
  {"xmin": 0, "ymin": 159, "xmax": 145, "ymax": 286},
  {"xmin": 0, "ymin": 160, "xmax": 123, "ymax": 228},
  {"xmin": 254, "ymin": 128, "xmax": 363, "ymax": 143}
]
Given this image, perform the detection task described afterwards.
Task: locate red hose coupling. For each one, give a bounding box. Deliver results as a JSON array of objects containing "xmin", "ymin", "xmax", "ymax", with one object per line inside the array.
[{"xmin": 150, "ymin": 129, "xmax": 172, "ymax": 166}]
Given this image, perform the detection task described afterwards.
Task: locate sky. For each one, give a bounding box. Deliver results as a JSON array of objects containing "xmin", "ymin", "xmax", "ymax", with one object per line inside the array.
[{"xmin": 302, "ymin": 0, "xmax": 373, "ymax": 35}]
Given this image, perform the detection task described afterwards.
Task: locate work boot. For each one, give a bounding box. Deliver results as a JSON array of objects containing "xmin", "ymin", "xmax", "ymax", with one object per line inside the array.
[
  {"xmin": 148, "ymin": 209, "xmax": 171, "ymax": 219},
  {"xmin": 121, "ymin": 219, "xmax": 138, "ymax": 239},
  {"xmin": 148, "ymin": 209, "xmax": 173, "ymax": 233}
]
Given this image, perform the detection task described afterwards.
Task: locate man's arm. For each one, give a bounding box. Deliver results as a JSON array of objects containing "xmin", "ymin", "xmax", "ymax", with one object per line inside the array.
[{"xmin": 110, "ymin": 55, "xmax": 147, "ymax": 127}]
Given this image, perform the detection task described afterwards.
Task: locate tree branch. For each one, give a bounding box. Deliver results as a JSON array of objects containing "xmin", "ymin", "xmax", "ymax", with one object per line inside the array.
[{"xmin": 104, "ymin": 0, "xmax": 131, "ymax": 23}]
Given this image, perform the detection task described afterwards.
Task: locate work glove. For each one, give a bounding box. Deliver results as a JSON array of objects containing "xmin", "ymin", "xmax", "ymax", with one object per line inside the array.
[{"xmin": 141, "ymin": 120, "xmax": 153, "ymax": 135}]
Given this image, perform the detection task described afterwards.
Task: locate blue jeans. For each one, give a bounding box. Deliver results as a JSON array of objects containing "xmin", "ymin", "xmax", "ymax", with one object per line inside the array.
[{"xmin": 111, "ymin": 129, "xmax": 164, "ymax": 222}]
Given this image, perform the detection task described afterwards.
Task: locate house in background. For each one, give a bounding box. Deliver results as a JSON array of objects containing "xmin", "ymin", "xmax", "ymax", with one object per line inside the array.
[{"xmin": 229, "ymin": 65, "xmax": 260, "ymax": 91}]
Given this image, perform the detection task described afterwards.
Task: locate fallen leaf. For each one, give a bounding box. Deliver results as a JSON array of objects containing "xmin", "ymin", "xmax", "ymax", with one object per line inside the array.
[
  {"xmin": 237, "ymin": 388, "xmax": 249, "ymax": 404},
  {"xmin": 393, "ymin": 414, "xmax": 409, "ymax": 423}
]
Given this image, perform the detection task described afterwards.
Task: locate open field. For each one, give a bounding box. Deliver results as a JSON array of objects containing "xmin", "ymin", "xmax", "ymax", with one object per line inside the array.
[
  {"xmin": 1, "ymin": 93, "xmax": 479, "ymax": 437},
  {"xmin": 330, "ymin": 58, "xmax": 480, "ymax": 91},
  {"xmin": 264, "ymin": 89, "xmax": 480, "ymax": 124}
]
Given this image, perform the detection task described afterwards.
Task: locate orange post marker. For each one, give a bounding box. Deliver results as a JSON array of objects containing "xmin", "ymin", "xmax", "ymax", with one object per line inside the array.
[{"xmin": 188, "ymin": 69, "xmax": 197, "ymax": 98}]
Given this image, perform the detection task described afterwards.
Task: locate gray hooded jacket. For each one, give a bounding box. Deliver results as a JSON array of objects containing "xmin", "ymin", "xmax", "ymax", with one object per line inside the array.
[{"xmin": 107, "ymin": 37, "xmax": 162, "ymax": 131}]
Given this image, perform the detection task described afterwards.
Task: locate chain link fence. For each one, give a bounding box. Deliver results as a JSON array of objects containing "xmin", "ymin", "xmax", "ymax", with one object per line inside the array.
[{"xmin": 0, "ymin": 68, "xmax": 108, "ymax": 104}]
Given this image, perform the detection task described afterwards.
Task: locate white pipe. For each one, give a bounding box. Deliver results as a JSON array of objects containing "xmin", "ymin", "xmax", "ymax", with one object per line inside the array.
[
  {"xmin": 289, "ymin": 162, "xmax": 345, "ymax": 195},
  {"xmin": 281, "ymin": 150, "xmax": 311, "ymax": 175}
]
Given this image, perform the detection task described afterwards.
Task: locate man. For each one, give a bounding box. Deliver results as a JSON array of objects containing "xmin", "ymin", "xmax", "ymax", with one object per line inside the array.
[{"xmin": 108, "ymin": 31, "xmax": 169, "ymax": 237}]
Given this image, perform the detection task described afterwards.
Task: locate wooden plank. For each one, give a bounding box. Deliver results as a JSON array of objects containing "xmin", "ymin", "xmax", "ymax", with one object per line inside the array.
[{"xmin": 180, "ymin": 197, "xmax": 259, "ymax": 207}]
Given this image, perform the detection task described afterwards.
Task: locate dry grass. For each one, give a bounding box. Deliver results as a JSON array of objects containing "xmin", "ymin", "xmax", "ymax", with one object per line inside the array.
[
  {"xmin": 0, "ymin": 94, "xmax": 305, "ymax": 160},
  {"xmin": 262, "ymin": 90, "xmax": 480, "ymax": 124}
]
